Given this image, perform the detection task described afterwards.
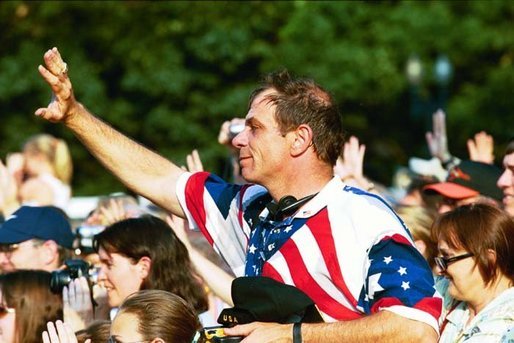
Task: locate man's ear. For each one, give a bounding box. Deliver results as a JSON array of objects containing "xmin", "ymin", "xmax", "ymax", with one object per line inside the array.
[
  {"xmin": 151, "ymin": 338, "xmax": 165, "ymax": 343},
  {"xmin": 41, "ymin": 240, "xmax": 59, "ymax": 267},
  {"xmin": 136, "ymin": 256, "xmax": 152, "ymax": 280},
  {"xmin": 290, "ymin": 124, "xmax": 314, "ymax": 156}
]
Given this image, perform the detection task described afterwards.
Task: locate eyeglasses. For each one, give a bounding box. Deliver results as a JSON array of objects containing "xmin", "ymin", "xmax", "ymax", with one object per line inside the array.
[
  {"xmin": 0, "ymin": 304, "xmax": 15, "ymax": 317},
  {"xmin": 107, "ymin": 337, "xmax": 150, "ymax": 343},
  {"xmin": 434, "ymin": 253, "xmax": 474, "ymax": 271},
  {"xmin": 0, "ymin": 240, "xmax": 44, "ymax": 258}
]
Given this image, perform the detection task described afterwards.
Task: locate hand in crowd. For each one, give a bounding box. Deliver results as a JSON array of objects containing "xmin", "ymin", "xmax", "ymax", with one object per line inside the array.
[
  {"xmin": 92, "ymin": 282, "xmax": 110, "ymax": 321},
  {"xmin": 85, "ymin": 198, "xmax": 132, "ymax": 227},
  {"xmin": 426, "ymin": 109, "xmax": 452, "ymax": 163},
  {"xmin": 334, "ymin": 136, "xmax": 374, "ymax": 190},
  {"xmin": 218, "ymin": 117, "xmax": 245, "ymax": 147},
  {"xmin": 63, "ymin": 277, "xmax": 94, "ymax": 332},
  {"xmin": 224, "ymin": 322, "xmax": 291, "ymax": 343},
  {"xmin": 186, "ymin": 149, "xmax": 204, "ymax": 173},
  {"xmin": 467, "ymin": 131, "xmax": 494, "ymax": 164},
  {"xmin": 0, "ymin": 159, "xmax": 19, "ymax": 217},
  {"xmin": 35, "ymin": 47, "xmax": 77, "ymax": 123},
  {"xmin": 5, "ymin": 152, "xmax": 24, "ymax": 187},
  {"xmin": 98, "ymin": 198, "xmax": 132, "ymax": 226},
  {"xmin": 42, "ymin": 320, "xmax": 88, "ymax": 343},
  {"xmin": 334, "ymin": 136, "xmax": 366, "ymax": 181}
]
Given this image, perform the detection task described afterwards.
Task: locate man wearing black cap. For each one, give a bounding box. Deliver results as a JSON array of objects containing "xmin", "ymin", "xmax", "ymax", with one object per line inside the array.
[
  {"xmin": 423, "ymin": 160, "xmax": 503, "ymax": 214},
  {"xmin": 0, "ymin": 205, "xmax": 74, "ymax": 272}
]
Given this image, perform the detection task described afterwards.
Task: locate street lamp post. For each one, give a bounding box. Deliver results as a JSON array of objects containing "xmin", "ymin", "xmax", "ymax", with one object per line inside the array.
[
  {"xmin": 434, "ymin": 54, "xmax": 453, "ymax": 112},
  {"xmin": 405, "ymin": 53, "xmax": 453, "ymax": 125}
]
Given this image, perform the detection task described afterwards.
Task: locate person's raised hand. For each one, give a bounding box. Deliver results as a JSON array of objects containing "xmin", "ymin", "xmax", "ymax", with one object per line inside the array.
[
  {"xmin": 467, "ymin": 131, "xmax": 494, "ymax": 164},
  {"xmin": 42, "ymin": 320, "xmax": 89, "ymax": 343},
  {"xmin": 426, "ymin": 109, "xmax": 451, "ymax": 162},
  {"xmin": 35, "ymin": 47, "xmax": 78, "ymax": 123},
  {"xmin": 186, "ymin": 149, "xmax": 204, "ymax": 173},
  {"xmin": 62, "ymin": 277, "xmax": 94, "ymax": 332}
]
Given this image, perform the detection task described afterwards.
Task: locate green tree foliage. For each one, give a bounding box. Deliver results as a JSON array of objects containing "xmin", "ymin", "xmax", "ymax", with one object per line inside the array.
[{"xmin": 0, "ymin": 1, "xmax": 512, "ymax": 194}]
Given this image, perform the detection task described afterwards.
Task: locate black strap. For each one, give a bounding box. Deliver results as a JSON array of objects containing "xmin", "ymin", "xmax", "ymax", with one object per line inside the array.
[{"xmin": 293, "ymin": 322, "xmax": 302, "ymax": 343}]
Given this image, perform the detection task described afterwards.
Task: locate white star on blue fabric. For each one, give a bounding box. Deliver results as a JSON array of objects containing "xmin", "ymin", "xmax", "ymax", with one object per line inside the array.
[
  {"xmin": 383, "ymin": 256, "xmax": 393, "ymax": 264},
  {"xmin": 398, "ymin": 266, "xmax": 407, "ymax": 276},
  {"xmin": 248, "ymin": 244, "xmax": 257, "ymax": 254},
  {"xmin": 267, "ymin": 243, "xmax": 275, "ymax": 251},
  {"xmin": 284, "ymin": 226, "xmax": 293, "ymax": 233},
  {"xmin": 368, "ymin": 273, "xmax": 384, "ymax": 299},
  {"xmin": 401, "ymin": 281, "xmax": 410, "ymax": 290}
]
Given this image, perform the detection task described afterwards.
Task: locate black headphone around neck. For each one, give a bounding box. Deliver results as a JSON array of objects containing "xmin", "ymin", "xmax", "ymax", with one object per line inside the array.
[{"xmin": 266, "ymin": 193, "xmax": 317, "ymax": 221}]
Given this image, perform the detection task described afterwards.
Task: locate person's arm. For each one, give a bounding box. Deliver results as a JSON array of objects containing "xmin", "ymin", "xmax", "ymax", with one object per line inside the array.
[
  {"xmin": 35, "ymin": 47, "xmax": 185, "ymax": 216},
  {"xmin": 167, "ymin": 214, "xmax": 234, "ymax": 305},
  {"xmin": 0, "ymin": 159, "xmax": 19, "ymax": 217},
  {"xmin": 225, "ymin": 310, "xmax": 437, "ymax": 343}
]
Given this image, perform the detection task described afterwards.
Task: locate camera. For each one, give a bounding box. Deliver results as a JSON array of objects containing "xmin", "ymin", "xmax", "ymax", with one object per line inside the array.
[
  {"xmin": 197, "ymin": 326, "xmax": 243, "ymax": 343},
  {"xmin": 76, "ymin": 225, "xmax": 105, "ymax": 255},
  {"xmin": 50, "ymin": 259, "xmax": 99, "ymax": 294},
  {"xmin": 228, "ymin": 123, "xmax": 245, "ymax": 140}
]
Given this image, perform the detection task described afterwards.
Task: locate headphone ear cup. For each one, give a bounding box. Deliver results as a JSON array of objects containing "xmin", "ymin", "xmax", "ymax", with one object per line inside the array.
[{"xmin": 278, "ymin": 196, "xmax": 298, "ymax": 212}]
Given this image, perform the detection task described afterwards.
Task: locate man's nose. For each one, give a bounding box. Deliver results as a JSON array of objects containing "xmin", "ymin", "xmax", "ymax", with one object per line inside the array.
[{"xmin": 232, "ymin": 129, "xmax": 248, "ymax": 149}]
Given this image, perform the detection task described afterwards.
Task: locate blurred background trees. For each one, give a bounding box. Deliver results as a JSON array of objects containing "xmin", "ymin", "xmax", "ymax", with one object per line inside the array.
[{"xmin": 1, "ymin": 1, "xmax": 513, "ymax": 194}]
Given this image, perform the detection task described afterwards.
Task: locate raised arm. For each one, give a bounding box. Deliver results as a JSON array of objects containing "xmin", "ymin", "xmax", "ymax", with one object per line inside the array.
[{"xmin": 35, "ymin": 47, "xmax": 185, "ymax": 216}]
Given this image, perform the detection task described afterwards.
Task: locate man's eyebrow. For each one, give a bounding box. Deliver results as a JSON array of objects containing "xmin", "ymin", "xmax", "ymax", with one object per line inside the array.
[{"xmin": 246, "ymin": 117, "xmax": 262, "ymax": 126}]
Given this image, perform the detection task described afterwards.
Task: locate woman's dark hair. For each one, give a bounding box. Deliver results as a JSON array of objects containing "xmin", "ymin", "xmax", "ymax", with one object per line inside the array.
[
  {"xmin": 432, "ymin": 203, "xmax": 514, "ymax": 285},
  {"xmin": 93, "ymin": 215, "xmax": 208, "ymax": 313},
  {"xmin": 117, "ymin": 290, "xmax": 201, "ymax": 343},
  {"xmin": 0, "ymin": 270, "xmax": 63, "ymax": 342}
]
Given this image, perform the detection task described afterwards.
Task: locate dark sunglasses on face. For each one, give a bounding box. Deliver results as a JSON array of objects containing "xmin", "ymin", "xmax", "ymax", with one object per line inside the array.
[{"xmin": 434, "ymin": 252, "xmax": 474, "ymax": 271}]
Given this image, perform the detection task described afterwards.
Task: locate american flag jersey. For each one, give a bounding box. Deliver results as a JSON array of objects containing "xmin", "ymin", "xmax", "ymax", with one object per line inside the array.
[{"xmin": 176, "ymin": 172, "xmax": 442, "ymax": 331}]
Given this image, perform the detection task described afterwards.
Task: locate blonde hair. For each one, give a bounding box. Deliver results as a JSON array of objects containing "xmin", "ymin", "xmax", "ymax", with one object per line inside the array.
[
  {"xmin": 23, "ymin": 134, "xmax": 73, "ymax": 184},
  {"xmin": 396, "ymin": 205, "xmax": 437, "ymax": 269}
]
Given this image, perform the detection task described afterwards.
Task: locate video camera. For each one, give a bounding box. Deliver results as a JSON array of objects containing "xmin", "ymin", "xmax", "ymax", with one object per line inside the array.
[
  {"xmin": 50, "ymin": 259, "xmax": 99, "ymax": 294},
  {"xmin": 197, "ymin": 326, "xmax": 242, "ymax": 343}
]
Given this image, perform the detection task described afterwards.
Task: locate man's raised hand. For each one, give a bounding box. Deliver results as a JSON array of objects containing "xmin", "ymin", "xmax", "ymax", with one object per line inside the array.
[{"xmin": 35, "ymin": 47, "xmax": 77, "ymax": 123}]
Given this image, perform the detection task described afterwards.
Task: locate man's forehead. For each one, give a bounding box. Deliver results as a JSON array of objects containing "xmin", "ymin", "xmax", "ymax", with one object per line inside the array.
[{"xmin": 250, "ymin": 88, "xmax": 277, "ymax": 107}]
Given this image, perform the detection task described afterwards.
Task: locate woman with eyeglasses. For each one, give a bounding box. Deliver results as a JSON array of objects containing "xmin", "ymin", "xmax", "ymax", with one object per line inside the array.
[
  {"xmin": 433, "ymin": 203, "xmax": 514, "ymax": 342},
  {"xmin": 43, "ymin": 290, "xmax": 200, "ymax": 343},
  {"xmin": 0, "ymin": 270, "xmax": 63, "ymax": 342}
]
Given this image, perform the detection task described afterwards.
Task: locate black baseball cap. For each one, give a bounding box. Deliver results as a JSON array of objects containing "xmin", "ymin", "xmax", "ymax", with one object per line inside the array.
[{"xmin": 423, "ymin": 160, "xmax": 503, "ymax": 201}]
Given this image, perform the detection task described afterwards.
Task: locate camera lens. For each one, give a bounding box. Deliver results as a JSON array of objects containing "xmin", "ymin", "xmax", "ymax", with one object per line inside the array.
[{"xmin": 50, "ymin": 269, "xmax": 72, "ymax": 294}]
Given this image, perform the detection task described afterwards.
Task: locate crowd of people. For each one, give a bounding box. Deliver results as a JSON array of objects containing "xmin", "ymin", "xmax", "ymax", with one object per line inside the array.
[{"xmin": 0, "ymin": 46, "xmax": 512, "ymax": 342}]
